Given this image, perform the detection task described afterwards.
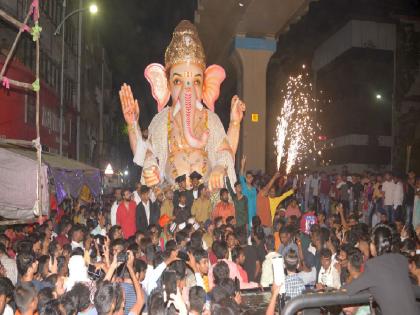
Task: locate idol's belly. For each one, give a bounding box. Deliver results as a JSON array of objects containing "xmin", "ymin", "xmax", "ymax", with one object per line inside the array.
[{"xmin": 165, "ymin": 148, "xmax": 210, "ymax": 184}]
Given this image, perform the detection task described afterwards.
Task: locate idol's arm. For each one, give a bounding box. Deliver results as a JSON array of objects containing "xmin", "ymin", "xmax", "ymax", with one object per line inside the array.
[
  {"xmin": 227, "ymin": 95, "xmax": 246, "ymax": 155},
  {"xmin": 127, "ymin": 121, "xmax": 141, "ymax": 155},
  {"xmin": 227, "ymin": 120, "xmax": 241, "ymax": 155}
]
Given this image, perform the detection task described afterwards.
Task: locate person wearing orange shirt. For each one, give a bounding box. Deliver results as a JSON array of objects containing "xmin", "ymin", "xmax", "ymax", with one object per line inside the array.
[
  {"xmin": 212, "ymin": 189, "xmax": 235, "ymax": 223},
  {"xmin": 257, "ymin": 172, "xmax": 281, "ymax": 227}
]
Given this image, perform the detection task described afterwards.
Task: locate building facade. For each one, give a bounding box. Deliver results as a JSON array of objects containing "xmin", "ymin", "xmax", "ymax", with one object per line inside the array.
[
  {"xmin": 265, "ymin": 0, "xmax": 420, "ymax": 175},
  {"xmin": 0, "ymin": 0, "xmax": 116, "ymax": 168}
]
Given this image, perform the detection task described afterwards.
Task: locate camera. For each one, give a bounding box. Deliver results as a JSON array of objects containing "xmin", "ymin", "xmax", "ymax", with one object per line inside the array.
[
  {"xmin": 117, "ymin": 252, "xmax": 128, "ymax": 263},
  {"xmin": 87, "ymin": 264, "xmax": 105, "ymax": 281},
  {"xmin": 177, "ymin": 250, "xmax": 190, "ymax": 261}
]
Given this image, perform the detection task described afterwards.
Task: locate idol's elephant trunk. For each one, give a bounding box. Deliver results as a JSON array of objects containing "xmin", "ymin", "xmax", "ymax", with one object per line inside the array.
[{"xmin": 180, "ymin": 86, "xmax": 208, "ymax": 149}]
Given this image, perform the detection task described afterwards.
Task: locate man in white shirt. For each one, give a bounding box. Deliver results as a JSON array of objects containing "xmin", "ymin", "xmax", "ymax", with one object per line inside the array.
[
  {"xmin": 260, "ymin": 235, "xmax": 282, "ymax": 287},
  {"xmin": 393, "ymin": 175, "xmax": 404, "ymax": 222},
  {"xmin": 304, "ymin": 174, "xmax": 313, "ymax": 211},
  {"xmin": 110, "ymin": 188, "xmax": 122, "ymax": 226},
  {"xmin": 311, "ymin": 172, "xmax": 320, "ymax": 212},
  {"xmin": 382, "ymin": 172, "xmax": 396, "ymax": 223},
  {"xmin": 132, "ymin": 183, "xmax": 142, "ymax": 205},
  {"xmin": 141, "ymin": 244, "xmax": 179, "ymax": 294},
  {"xmin": 70, "ymin": 225, "xmax": 85, "ymax": 250},
  {"xmin": 317, "ymin": 248, "xmax": 341, "ymax": 290},
  {"xmin": 0, "ymin": 244, "xmax": 17, "ymax": 285}
]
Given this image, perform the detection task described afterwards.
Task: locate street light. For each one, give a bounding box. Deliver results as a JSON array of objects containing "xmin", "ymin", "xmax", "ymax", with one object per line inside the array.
[
  {"xmin": 89, "ymin": 3, "xmax": 98, "ymax": 14},
  {"xmin": 54, "ymin": 1, "xmax": 98, "ymax": 157}
]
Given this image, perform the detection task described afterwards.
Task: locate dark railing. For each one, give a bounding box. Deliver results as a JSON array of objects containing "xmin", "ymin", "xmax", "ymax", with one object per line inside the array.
[{"xmin": 281, "ymin": 286, "xmax": 420, "ymax": 315}]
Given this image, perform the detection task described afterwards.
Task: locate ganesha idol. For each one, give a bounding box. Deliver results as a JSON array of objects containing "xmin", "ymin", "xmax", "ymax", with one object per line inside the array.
[{"xmin": 119, "ymin": 20, "xmax": 245, "ymax": 190}]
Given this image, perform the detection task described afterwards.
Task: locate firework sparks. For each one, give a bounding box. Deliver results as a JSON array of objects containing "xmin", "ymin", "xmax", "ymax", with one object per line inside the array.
[
  {"xmin": 275, "ymin": 97, "xmax": 293, "ymax": 168},
  {"xmin": 274, "ymin": 66, "xmax": 321, "ymax": 173}
]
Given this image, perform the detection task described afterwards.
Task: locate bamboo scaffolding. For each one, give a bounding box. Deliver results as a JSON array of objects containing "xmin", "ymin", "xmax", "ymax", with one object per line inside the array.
[{"xmin": 0, "ymin": 3, "xmax": 43, "ymax": 220}]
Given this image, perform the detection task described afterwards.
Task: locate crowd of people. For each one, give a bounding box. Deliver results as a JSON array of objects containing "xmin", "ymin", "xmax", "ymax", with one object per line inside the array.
[{"xmin": 0, "ymin": 158, "xmax": 419, "ymax": 315}]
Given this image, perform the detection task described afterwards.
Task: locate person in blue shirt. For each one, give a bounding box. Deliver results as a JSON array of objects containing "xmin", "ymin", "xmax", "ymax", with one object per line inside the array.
[{"xmin": 239, "ymin": 156, "xmax": 257, "ymax": 229}]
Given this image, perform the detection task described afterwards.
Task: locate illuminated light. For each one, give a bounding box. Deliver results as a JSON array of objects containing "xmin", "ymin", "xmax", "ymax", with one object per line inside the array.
[
  {"xmin": 251, "ymin": 113, "xmax": 259, "ymax": 122},
  {"xmin": 104, "ymin": 163, "xmax": 114, "ymax": 175},
  {"xmin": 376, "ymin": 94, "xmax": 382, "ymax": 100},
  {"xmin": 124, "ymin": 170, "xmax": 129, "ymax": 176},
  {"xmin": 238, "ymin": 2, "xmax": 244, "ymax": 7},
  {"xmin": 89, "ymin": 3, "xmax": 98, "ymax": 14}
]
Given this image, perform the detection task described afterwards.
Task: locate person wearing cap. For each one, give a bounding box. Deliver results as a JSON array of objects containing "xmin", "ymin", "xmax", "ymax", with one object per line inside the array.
[
  {"xmin": 173, "ymin": 191, "xmax": 192, "ymax": 224},
  {"xmin": 173, "ymin": 174, "xmax": 194, "ymax": 209},
  {"xmin": 189, "ymin": 171, "xmax": 204, "ymax": 201},
  {"xmin": 191, "ymin": 185, "xmax": 212, "ymax": 224},
  {"xmin": 136, "ymin": 185, "xmax": 160, "ymax": 234}
]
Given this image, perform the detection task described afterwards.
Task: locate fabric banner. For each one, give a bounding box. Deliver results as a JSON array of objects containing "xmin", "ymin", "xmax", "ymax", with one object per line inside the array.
[
  {"xmin": 50, "ymin": 168, "xmax": 101, "ymax": 204},
  {"xmin": 0, "ymin": 148, "xmax": 49, "ymax": 219}
]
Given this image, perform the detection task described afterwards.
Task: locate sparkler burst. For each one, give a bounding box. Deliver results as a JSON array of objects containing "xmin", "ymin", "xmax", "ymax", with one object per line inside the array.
[{"xmin": 274, "ymin": 66, "xmax": 321, "ymax": 173}]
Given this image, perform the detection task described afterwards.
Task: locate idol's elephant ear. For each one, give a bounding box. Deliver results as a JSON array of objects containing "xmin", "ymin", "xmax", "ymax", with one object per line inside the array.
[
  {"xmin": 144, "ymin": 63, "xmax": 170, "ymax": 112},
  {"xmin": 202, "ymin": 65, "xmax": 226, "ymax": 112}
]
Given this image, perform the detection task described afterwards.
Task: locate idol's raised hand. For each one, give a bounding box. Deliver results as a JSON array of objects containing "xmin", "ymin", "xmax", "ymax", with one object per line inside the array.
[
  {"xmin": 119, "ymin": 83, "xmax": 140, "ymax": 125},
  {"xmin": 230, "ymin": 95, "xmax": 246, "ymax": 124}
]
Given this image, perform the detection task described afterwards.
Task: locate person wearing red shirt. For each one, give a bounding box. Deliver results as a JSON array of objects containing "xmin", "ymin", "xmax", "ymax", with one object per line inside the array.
[
  {"xmin": 116, "ymin": 189, "xmax": 137, "ymax": 238},
  {"xmin": 212, "ymin": 189, "xmax": 235, "ymax": 223},
  {"xmin": 55, "ymin": 220, "xmax": 72, "ymax": 247},
  {"xmin": 285, "ymin": 199, "xmax": 302, "ymax": 219}
]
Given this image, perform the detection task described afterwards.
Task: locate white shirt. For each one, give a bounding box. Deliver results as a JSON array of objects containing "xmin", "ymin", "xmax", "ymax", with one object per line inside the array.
[
  {"xmin": 3, "ymin": 304, "xmax": 13, "ymax": 315},
  {"xmin": 298, "ymin": 267, "xmax": 317, "ymax": 285},
  {"xmin": 311, "ymin": 177, "xmax": 319, "ymax": 196},
  {"xmin": 382, "ymin": 180, "xmax": 395, "ymax": 206},
  {"xmin": 260, "ymin": 251, "xmax": 282, "ymax": 287},
  {"xmin": 71, "ymin": 240, "xmax": 84, "ymax": 251},
  {"xmin": 133, "ymin": 134, "xmax": 147, "ymax": 167},
  {"xmin": 393, "ymin": 181, "xmax": 404, "ymax": 208},
  {"xmin": 143, "ymin": 201, "xmax": 151, "ymax": 225},
  {"xmin": 141, "ymin": 262, "xmax": 167, "ymax": 294},
  {"xmin": 133, "ymin": 191, "xmax": 141, "ymax": 205},
  {"xmin": 193, "ymin": 190, "xmax": 198, "ymax": 200},
  {"xmin": 318, "ymin": 264, "xmax": 341, "ymax": 289},
  {"xmin": 110, "ymin": 200, "xmax": 119, "ymax": 226}
]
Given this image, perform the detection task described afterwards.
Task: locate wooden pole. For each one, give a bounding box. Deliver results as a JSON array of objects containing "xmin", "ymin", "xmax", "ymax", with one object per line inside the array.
[
  {"xmin": 0, "ymin": 76, "xmax": 33, "ymax": 90},
  {"xmin": 35, "ymin": 27, "xmax": 42, "ymax": 217},
  {"xmin": 0, "ymin": 9, "xmax": 25, "ymax": 29},
  {"xmin": 0, "ymin": 9, "xmax": 32, "ymax": 78},
  {"xmin": 0, "ymin": 138, "xmax": 33, "ymax": 146}
]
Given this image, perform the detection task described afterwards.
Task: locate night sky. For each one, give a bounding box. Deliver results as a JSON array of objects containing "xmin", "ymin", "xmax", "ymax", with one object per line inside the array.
[{"xmin": 99, "ymin": 0, "xmax": 197, "ymax": 127}]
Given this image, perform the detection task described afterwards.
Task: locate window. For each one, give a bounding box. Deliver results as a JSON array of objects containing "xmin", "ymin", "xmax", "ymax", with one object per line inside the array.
[
  {"xmin": 22, "ymin": 37, "xmax": 35, "ymax": 70},
  {"xmin": 26, "ymin": 94, "xmax": 36, "ymax": 126},
  {"xmin": 64, "ymin": 77, "xmax": 75, "ymax": 107}
]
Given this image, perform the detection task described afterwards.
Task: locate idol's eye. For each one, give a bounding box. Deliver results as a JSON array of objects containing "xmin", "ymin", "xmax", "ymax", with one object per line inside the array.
[
  {"xmin": 173, "ymin": 78, "xmax": 181, "ymax": 85},
  {"xmin": 194, "ymin": 79, "xmax": 201, "ymax": 86}
]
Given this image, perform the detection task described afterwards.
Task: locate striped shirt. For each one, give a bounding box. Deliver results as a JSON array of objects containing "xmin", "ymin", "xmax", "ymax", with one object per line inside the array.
[{"xmin": 120, "ymin": 282, "xmax": 136, "ymax": 315}]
